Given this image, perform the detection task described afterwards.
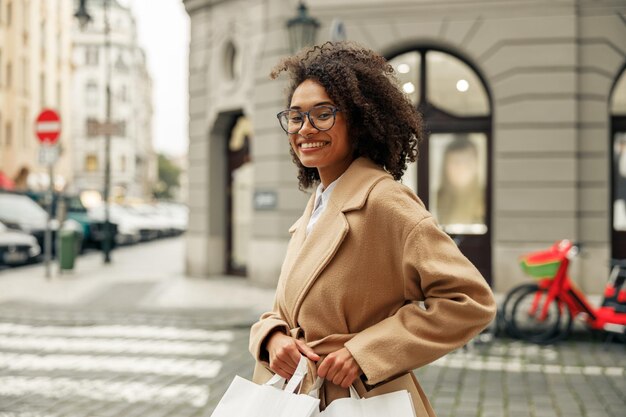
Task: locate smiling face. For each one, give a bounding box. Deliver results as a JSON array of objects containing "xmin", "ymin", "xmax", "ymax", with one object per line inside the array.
[{"xmin": 288, "ymin": 79, "xmax": 354, "ymax": 187}]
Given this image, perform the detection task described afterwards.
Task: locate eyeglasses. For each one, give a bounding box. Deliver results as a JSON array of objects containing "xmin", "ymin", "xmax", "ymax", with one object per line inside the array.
[{"xmin": 276, "ymin": 105, "xmax": 341, "ymax": 134}]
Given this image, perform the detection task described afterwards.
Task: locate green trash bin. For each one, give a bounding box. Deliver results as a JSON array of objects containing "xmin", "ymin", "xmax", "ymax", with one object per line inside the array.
[{"xmin": 59, "ymin": 229, "xmax": 77, "ymax": 271}]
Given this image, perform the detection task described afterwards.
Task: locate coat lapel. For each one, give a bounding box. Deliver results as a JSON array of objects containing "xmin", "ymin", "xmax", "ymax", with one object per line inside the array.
[
  {"xmin": 274, "ymin": 194, "xmax": 314, "ymax": 329},
  {"xmin": 284, "ymin": 203, "xmax": 350, "ymax": 322},
  {"xmin": 281, "ymin": 157, "xmax": 392, "ymax": 325}
]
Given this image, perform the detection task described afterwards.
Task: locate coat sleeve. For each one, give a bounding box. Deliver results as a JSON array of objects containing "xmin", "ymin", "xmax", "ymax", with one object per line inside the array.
[
  {"xmin": 344, "ymin": 216, "xmax": 497, "ymax": 385},
  {"xmin": 248, "ymin": 297, "xmax": 291, "ymax": 367}
]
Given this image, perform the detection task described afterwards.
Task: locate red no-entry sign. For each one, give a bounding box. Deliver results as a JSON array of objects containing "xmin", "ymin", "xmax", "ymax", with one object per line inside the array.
[{"xmin": 35, "ymin": 109, "xmax": 61, "ymax": 144}]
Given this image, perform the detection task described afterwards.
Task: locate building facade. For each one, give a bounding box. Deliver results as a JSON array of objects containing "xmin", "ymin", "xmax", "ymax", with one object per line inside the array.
[
  {"xmin": 183, "ymin": 0, "xmax": 626, "ymax": 293},
  {"xmin": 0, "ymin": 0, "xmax": 74, "ymax": 190},
  {"xmin": 70, "ymin": 0, "xmax": 156, "ymax": 201}
]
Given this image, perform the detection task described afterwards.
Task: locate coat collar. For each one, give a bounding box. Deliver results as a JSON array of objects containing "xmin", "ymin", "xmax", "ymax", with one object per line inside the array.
[
  {"xmin": 281, "ymin": 157, "xmax": 392, "ymax": 326},
  {"xmin": 288, "ymin": 156, "xmax": 391, "ymax": 234},
  {"xmin": 328, "ymin": 156, "xmax": 392, "ymax": 213}
]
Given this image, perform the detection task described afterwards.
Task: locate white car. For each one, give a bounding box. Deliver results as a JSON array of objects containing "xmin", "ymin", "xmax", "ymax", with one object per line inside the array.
[
  {"xmin": 0, "ymin": 221, "xmax": 41, "ymax": 266},
  {"xmin": 88, "ymin": 204, "xmax": 142, "ymax": 245},
  {"xmin": 125, "ymin": 204, "xmax": 171, "ymax": 239},
  {"xmin": 156, "ymin": 202, "xmax": 188, "ymax": 235},
  {"xmin": 0, "ymin": 192, "xmax": 60, "ymax": 255}
]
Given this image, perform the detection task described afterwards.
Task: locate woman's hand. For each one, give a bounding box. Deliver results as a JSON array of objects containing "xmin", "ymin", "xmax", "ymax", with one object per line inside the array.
[
  {"xmin": 316, "ymin": 347, "xmax": 363, "ymax": 389},
  {"xmin": 266, "ymin": 331, "xmax": 320, "ymax": 379}
]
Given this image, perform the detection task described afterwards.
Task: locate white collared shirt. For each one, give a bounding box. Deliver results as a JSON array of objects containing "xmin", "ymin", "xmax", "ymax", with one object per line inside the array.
[{"xmin": 306, "ymin": 176, "xmax": 342, "ymax": 237}]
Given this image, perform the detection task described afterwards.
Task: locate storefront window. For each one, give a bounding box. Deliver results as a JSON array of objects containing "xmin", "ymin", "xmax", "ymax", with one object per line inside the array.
[
  {"xmin": 429, "ymin": 133, "xmax": 487, "ymax": 234},
  {"xmin": 391, "ymin": 51, "xmax": 421, "ymax": 105},
  {"xmin": 427, "ymin": 51, "xmax": 489, "ymax": 116},
  {"xmin": 389, "ymin": 47, "xmax": 492, "ymax": 280},
  {"xmin": 228, "ymin": 116, "xmax": 253, "ymax": 275},
  {"xmin": 612, "ymin": 70, "xmax": 626, "ymax": 232},
  {"xmin": 614, "ymin": 132, "xmax": 626, "ymax": 231}
]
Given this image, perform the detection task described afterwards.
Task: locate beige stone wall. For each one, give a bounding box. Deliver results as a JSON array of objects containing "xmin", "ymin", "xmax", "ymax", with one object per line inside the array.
[
  {"xmin": 184, "ymin": 0, "xmax": 626, "ymax": 293},
  {"xmin": 0, "ymin": 0, "xmax": 74, "ymax": 189}
]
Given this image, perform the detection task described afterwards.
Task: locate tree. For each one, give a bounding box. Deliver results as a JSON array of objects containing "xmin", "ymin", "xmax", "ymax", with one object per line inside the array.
[{"xmin": 153, "ymin": 154, "xmax": 181, "ymax": 200}]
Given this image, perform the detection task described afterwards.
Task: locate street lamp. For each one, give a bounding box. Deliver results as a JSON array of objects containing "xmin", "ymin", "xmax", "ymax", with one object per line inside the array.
[
  {"xmin": 286, "ymin": 1, "xmax": 320, "ymax": 54},
  {"xmin": 74, "ymin": 0, "xmax": 113, "ymax": 264},
  {"xmin": 74, "ymin": 0, "xmax": 92, "ymax": 28}
]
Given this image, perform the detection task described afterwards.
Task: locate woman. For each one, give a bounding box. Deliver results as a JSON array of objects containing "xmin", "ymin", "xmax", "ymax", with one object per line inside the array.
[
  {"xmin": 249, "ymin": 42, "xmax": 496, "ymax": 415},
  {"xmin": 436, "ymin": 135, "xmax": 485, "ymax": 227}
]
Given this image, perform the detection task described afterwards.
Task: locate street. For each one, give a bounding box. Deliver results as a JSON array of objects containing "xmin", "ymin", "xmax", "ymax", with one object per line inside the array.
[
  {"xmin": 0, "ymin": 304, "xmax": 254, "ymax": 416},
  {"xmin": 0, "ymin": 237, "xmax": 624, "ymax": 417}
]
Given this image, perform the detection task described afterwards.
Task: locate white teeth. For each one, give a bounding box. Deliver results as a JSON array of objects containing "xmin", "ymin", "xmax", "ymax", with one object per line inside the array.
[{"xmin": 301, "ymin": 142, "xmax": 328, "ymax": 149}]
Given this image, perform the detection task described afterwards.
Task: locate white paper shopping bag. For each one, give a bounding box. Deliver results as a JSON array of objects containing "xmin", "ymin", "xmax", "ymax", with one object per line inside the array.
[
  {"xmin": 211, "ymin": 356, "xmax": 319, "ymax": 417},
  {"xmin": 310, "ymin": 378, "xmax": 416, "ymax": 417}
]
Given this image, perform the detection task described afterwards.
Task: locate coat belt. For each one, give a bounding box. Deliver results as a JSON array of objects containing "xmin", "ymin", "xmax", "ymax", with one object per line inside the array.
[{"xmin": 287, "ymin": 326, "xmax": 363, "ymax": 405}]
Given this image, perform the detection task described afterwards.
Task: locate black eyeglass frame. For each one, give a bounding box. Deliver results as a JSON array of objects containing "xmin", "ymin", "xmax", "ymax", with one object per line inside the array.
[{"xmin": 276, "ymin": 105, "xmax": 342, "ymax": 134}]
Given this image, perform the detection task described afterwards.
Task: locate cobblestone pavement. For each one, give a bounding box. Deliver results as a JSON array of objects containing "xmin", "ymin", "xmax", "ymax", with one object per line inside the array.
[
  {"xmin": 418, "ymin": 334, "xmax": 625, "ymax": 417},
  {"xmin": 0, "ymin": 303, "xmax": 623, "ymax": 417},
  {"xmin": 0, "ymin": 239, "xmax": 623, "ymax": 417}
]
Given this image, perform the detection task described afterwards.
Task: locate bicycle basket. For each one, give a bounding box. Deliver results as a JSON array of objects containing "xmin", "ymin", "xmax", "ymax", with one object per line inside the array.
[{"xmin": 519, "ymin": 250, "xmax": 563, "ymax": 279}]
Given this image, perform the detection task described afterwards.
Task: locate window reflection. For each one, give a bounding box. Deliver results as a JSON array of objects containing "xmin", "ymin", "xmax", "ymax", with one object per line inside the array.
[
  {"xmin": 402, "ymin": 159, "xmax": 418, "ymax": 195},
  {"xmin": 429, "ymin": 133, "xmax": 487, "ymax": 234},
  {"xmin": 229, "ymin": 116, "xmax": 253, "ymax": 272},
  {"xmin": 389, "ymin": 52, "xmax": 420, "ymax": 105},
  {"xmin": 614, "ymin": 132, "xmax": 626, "ymax": 231},
  {"xmin": 427, "ymin": 51, "xmax": 489, "ymax": 116}
]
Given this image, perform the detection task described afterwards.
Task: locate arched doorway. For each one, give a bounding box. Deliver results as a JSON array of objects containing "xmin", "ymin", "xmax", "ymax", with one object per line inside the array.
[
  {"xmin": 389, "ymin": 48, "xmax": 493, "ymax": 283},
  {"xmin": 226, "ymin": 115, "xmax": 253, "ymax": 276},
  {"xmin": 611, "ymin": 66, "xmax": 626, "ymax": 259}
]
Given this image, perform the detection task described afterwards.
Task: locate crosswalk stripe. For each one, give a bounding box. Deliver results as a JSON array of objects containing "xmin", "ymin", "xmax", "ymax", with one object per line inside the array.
[
  {"xmin": 0, "ymin": 323, "xmax": 234, "ymax": 341},
  {"xmin": 0, "ymin": 352, "xmax": 222, "ymax": 378},
  {"xmin": 0, "ymin": 335, "xmax": 229, "ymax": 356},
  {"xmin": 0, "ymin": 376, "xmax": 209, "ymax": 407},
  {"xmin": 432, "ymin": 355, "xmax": 625, "ymax": 377}
]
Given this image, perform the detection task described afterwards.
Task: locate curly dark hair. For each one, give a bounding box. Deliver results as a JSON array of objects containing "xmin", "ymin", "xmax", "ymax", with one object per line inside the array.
[{"xmin": 271, "ymin": 41, "xmax": 423, "ymax": 189}]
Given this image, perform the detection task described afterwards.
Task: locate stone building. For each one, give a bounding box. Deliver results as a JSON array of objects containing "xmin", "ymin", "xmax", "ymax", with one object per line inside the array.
[
  {"xmin": 70, "ymin": 0, "xmax": 156, "ymax": 201},
  {"xmin": 183, "ymin": 0, "xmax": 626, "ymax": 293},
  {"xmin": 0, "ymin": 0, "xmax": 74, "ymax": 190}
]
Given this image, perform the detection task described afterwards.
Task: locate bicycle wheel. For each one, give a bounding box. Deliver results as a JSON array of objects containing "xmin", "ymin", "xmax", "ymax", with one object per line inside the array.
[
  {"xmin": 498, "ymin": 283, "xmax": 539, "ymax": 338},
  {"xmin": 510, "ymin": 287, "xmax": 571, "ymax": 344}
]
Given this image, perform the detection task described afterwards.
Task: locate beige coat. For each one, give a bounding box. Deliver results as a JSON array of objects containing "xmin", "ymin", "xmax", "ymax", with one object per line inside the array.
[{"xmin": 249, "ymin": 157, "xmax": 496, "ymax": 415}]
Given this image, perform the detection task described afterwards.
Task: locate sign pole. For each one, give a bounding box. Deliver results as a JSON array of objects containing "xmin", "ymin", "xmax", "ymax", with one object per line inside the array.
[
  {"xmin": 34, "ymin": 108, "xmax": 62, "ymax": 280},
  {"xmin": 102, "ymin": 0, "xmax": 112, "ymax": 264},
  {"xmin": 44, "ymin": 162, "xmax": 54, "ymax": 280}
]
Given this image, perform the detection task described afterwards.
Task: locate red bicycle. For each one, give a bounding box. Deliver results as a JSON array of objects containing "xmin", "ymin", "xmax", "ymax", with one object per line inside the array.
[{"xmin": 507, "ymin": 240, "xmax": 626, "ymax": 344}]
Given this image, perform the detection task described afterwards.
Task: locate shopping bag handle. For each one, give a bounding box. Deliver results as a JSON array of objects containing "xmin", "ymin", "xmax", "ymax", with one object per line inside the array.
[
  {"xmin": 264, "ymin": 373, "xmax": 285, "ymax": 389},
  {"xmin": 308, "ymin": 377, "xmax": 361, "ymax": 399},
  {"xmin": 265, "ymin": 356, "xmax": 310, "ymax": 393},
  {"xmin": 307, "ymin": 377, "xmax": 324, "ymax": 398},
  {"xmin": 284, "ymin": 355, "xmax": 309, "ymax": 393}
]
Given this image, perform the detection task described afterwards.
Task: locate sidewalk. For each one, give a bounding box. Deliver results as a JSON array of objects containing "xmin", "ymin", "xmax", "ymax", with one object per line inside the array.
[
  {"xmin": 0, "ymin": 237, "xmax": 276, "ymax": 318},
  {"xmin": 1, "ymin": 237, "xmax": 624, "ymax": 417}
]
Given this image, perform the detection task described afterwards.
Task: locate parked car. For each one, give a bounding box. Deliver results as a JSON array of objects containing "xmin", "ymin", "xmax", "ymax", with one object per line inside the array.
[
  {"xmin": 0, "ymin": 192, "xmax": 84, "ymax": 256},
  {"xmin": 0, "ymin": 221, "xmax": 41, "ymax": 266},
  {"xmin": 155, "ymin": 202, "xmax": 188, "ymax": 235},
  {"xmin": 25, "ymin": 191, "xmax": 112, "ymax": 251},
  {"xmin": 127, "ymin": 204, "xmax": 175, "ymax": 238},
  {"xmin": 0, "ymin": 192, "xmax": 59, "ymax": 253},
  {"xmin": 88, "ymin": 204, "xmax": 143, "ymax": 245}
]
